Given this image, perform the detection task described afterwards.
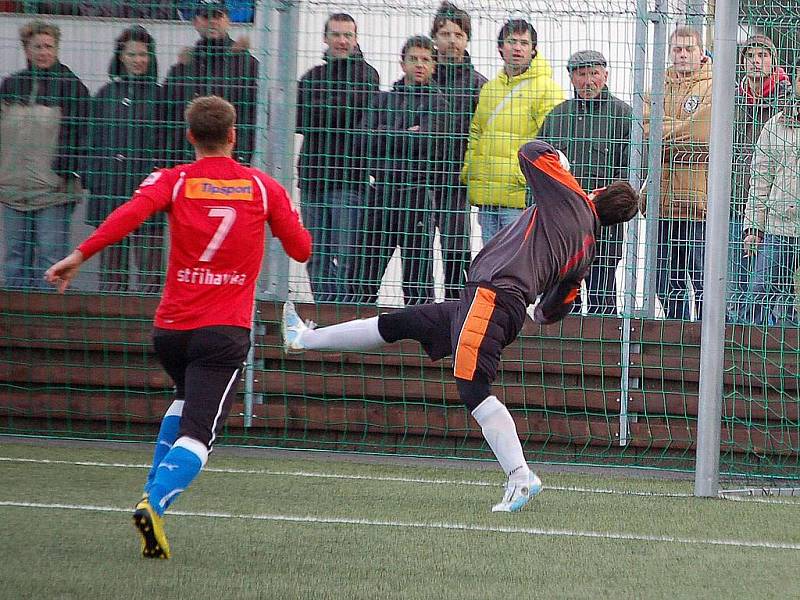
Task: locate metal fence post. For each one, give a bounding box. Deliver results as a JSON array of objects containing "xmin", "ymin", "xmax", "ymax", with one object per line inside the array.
[
  {"xmin": 243, "ymin": 0, "xmax": 274, "ymax": 427},
  {"xmin": 694, "ymin": 0, "xmax": 737, "ymax": 498},
  {"xmin": 640, "ymin": 0, "xmax": 669, "ymax": 319},
  {"xmin": 261, "ymin": 0, "xmax": 299, "ymax": 303},
  {"xmin": 618, "ymin": 0, "xmax": 652, "ymax": 446}
]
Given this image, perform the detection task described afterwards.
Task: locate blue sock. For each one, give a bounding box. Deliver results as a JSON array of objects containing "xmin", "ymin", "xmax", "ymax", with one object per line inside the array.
[
  {"xmin": 144, "ymin": 400, "xmax": 184, "ymax": 494},
  {"xmin": 148, "ymin": 437, "xmax": 207, "ymax": 516}
]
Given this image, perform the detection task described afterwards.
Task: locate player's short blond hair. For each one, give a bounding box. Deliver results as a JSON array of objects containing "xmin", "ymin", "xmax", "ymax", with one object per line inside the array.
[{"xmin": 185, "ymin": 95, "xmax": 236, "ymax": 151}]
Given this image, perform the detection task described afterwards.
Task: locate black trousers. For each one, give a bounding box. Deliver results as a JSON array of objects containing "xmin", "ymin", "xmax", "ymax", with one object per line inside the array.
[
  {"xmin": 377, "ymin": 283, "xmax": 525, "ymax": 409},
  {"xmin": 355, "ymin": 185, "xmax": 434, "ymax": 305},
  {"xmin": 432, "ymin": 184, "xmax": 470, "ymax": 301},
  {"xmin": 153, "ymin": 325, "xmax": 250, "ymax": 449},
  {"xmin": 585, "ymin": 224, "xmax": 624, "ymax": 315}
]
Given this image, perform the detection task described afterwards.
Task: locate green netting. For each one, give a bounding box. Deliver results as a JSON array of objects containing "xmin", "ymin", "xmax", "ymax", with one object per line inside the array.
[{"xmin": 0, "ymin": 1, "xmax": 798, "ymax": 485}]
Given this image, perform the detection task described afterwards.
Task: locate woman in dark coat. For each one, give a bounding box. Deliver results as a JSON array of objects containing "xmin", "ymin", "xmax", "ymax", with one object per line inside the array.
[{"xmin": 87, "ymin": 25, "xmax": 164, "ymax": 293}]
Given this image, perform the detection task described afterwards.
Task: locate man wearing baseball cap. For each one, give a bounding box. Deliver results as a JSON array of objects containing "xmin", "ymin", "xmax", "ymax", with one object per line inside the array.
[
  {"xmin": 161, "ymin": 0, "xmax": 259, "ymax": 165},
  {"xmin": 539, "ymin": 49, "xmax": 633, "ymax": 316}
]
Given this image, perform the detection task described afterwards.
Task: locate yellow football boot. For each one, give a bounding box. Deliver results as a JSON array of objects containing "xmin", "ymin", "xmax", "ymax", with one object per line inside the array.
[{"xmin": 132, "ymin": 496, "xmax": 171, "ymax": 559}]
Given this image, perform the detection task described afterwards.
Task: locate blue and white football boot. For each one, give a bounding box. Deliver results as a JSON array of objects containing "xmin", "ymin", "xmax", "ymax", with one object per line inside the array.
[{"xmin": 491, "ymin": 471, "xmax": 543, "ymax": 513}]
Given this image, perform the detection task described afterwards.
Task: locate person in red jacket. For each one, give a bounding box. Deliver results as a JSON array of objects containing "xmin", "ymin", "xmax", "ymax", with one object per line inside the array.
[{"xmin": 45, "ymin": 95, "xmax": 311, "ymax": 560}]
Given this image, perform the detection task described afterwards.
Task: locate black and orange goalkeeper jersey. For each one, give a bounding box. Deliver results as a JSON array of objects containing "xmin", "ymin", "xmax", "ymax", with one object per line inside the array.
[{"xmin": 467, "ymin": 140, "xmax": 599, "ymax": 324}]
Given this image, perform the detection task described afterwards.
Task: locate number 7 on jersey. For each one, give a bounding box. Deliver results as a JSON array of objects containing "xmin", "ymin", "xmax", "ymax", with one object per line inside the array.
[{"xmin": 199, "ymin": 206, "xmax": 237, "ymax": 262}]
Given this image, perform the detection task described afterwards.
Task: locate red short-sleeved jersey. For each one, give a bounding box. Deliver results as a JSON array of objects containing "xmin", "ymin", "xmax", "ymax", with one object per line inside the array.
[{"xmin": 78, "ymin": 156, "xmax": 311, "ymax": 330}]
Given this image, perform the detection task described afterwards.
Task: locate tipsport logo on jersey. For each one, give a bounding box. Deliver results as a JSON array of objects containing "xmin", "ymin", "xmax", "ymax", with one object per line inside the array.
[{"xmin": 185, "ymin": 178, "xmax": 254, "ymax": 200}]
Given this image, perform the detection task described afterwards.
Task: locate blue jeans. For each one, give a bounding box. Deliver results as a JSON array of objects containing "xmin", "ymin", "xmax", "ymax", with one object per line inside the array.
[
  {"xmin": 656, "ymin": 219, "xmax": 706, "ymax": 320},
  {"xmin": 301, "ymin": 189, "xmax": 364, "ymax": 302},
  {"xmin": 3, "ymin": 204, "xmax": 72, "ymax": 290},
  {"xmin": 726, "ymin": 215, "xmax": 756, "ymax": 322},
  {"xmin": 742, "ymin": 234, "xmax": 799, "ymax": 326},
  {"xmin": 477, "ymin": 206, "xmax": 523, "ymax": 245}
]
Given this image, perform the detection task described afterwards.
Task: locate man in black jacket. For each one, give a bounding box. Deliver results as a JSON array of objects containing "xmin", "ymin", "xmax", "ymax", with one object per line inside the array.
[
  {"xmin": 539, "ymin": 50, "xmax": 632, "ymax": 316},
  {"xmin": 355, "ymin": 35, "xmax": 449, "ymax": 305},
  {"xmin": 430, "ymin": 2, "xmax": 487, "ymax": 300},
  {"xmin": 160, "ymin": 0, "xmax": 259, "ymax": 166},
  {"xmin": 296, "ymin": 13, "xmax": 379, "ymax": 302}
]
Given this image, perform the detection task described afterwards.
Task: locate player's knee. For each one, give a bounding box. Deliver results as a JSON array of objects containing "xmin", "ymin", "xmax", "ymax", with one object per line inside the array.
[
  {"xmin": 377, "ymin": 312, "xmax": 405, "ymax": 344},
  {"xmin": 173, "ymin": 435, "xmax": 209, "ymax": 467},
  {"xmin": 456, "ymin": 377, "xmax": 492, "ymax": 411}
]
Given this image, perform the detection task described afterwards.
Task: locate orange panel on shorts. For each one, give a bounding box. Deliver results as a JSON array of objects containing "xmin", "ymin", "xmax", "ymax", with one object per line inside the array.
[{"xmin": 454, "ymin": 287, "xmax": 497, "ymax": 380}]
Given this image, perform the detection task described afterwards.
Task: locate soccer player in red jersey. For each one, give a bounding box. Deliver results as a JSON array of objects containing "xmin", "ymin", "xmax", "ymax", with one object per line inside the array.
[
  {"xmin": 45, "ymin": 95, "xmax": 311, "ymax": 559},
  {"xmin": 282, "ymin": 140, "xmax": 638, "ymax": 513}
]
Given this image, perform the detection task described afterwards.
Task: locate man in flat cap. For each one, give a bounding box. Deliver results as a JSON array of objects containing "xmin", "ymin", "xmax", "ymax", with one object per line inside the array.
[{"xmin": 539, "ymin": 50, "xmax": 632, "ymax": 316}]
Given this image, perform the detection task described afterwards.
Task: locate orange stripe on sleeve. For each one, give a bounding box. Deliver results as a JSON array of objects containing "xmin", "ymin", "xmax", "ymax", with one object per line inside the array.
[
  {"xmin": 564, "ymin": 287, "xmax": 579, "ymax": 304},
  {"xmin": 523, "ymin": 207, "xmax": 538, "ymax": 241},
  {"xmin": 454, "ymin": 287, "xmax": 497, "ymax": 381}
]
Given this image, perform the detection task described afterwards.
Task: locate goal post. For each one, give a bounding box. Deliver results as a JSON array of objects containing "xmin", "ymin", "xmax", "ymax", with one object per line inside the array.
[{"xmin": 693, "ymin": 0, "xmax": 738, "ymax": 498}]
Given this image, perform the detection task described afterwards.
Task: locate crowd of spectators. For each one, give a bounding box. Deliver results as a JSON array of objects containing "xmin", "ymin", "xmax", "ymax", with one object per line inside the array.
[
  {"xmin": 0, "ymin": 1, "xmax": 255, "ymax": 22},
  {"xmin": 1, "ymin": 1, "xmax": 797, "ymax": 324},
  {"xmin": 0, "ymin": 0, "xmax": 258, "ymax": 291}
]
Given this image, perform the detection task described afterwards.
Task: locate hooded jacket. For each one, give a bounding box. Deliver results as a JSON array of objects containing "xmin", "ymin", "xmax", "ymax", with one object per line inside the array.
[
  {"xmin": 745, "ymin": 104, "xmax": 800, "ymax": 237},
  {"xmin": 431, "ymin": 52, "xmax": 487, "ymax": 182},
  {"xmin": 0, "ymin": 61, "xmax": 90, "ymax": 210},
  {"xmin": 358, "ymin": 79, "xmax": 450, "ymax": 191},
  {"xmin": 161, "ymin": 35, "xmax": 259, "ymax": 165},
  {"xmin": 296, "ymin": 47, "xmax": 379, "ymax": 193},
  {"xmin": 461, "ymin": 54, "xmax": 564, "ymax": 209},
  {"xmin": 644, "ymin": 58, "xmax": 713, "ymax": 220},
  {"xmin": 86, "ymin": 30, "xmax": 164, "ymax": 225}
]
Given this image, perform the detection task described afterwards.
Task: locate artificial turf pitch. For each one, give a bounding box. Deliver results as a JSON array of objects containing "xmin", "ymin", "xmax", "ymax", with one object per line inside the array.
[{"xmin": 1, "ymin": 440, "xmax": 799, "ymax": 599}]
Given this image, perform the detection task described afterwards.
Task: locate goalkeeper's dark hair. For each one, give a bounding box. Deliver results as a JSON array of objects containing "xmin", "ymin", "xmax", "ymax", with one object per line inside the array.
[
  {"xmin": 185, "ymin": 95, "xmax": 236, "ymax": 151},
  {"xmin": 593, "ymin": 181, "xmax": 639, "ymax": 226}
]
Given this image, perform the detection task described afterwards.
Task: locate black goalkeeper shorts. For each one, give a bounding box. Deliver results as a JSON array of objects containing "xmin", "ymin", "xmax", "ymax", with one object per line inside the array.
[
  {"xmin": 153, "ymin": 325, "xmax": 250, "ymax": 449},
  {"xmin": 378, "ymin": 283, "xmax": 525, "ymax": 407}
]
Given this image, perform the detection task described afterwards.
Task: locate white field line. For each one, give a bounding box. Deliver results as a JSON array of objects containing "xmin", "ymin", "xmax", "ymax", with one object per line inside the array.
[
  {"xmin": 3, "ymin": 456, "xmax": 799, "ymax": 505},
  {"xmin": 1, "ymin": 500, "xmax": 799, "ymax": 551},
  {"xmin": 0, "ymin": 455, "xmax": 690, "ymax": 497}
]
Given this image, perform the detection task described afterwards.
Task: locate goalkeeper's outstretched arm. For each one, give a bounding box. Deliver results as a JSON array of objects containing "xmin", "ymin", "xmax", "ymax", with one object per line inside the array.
[{"xmin": 533, "ymin": 276, "xmax": 582, "ymax": 325}]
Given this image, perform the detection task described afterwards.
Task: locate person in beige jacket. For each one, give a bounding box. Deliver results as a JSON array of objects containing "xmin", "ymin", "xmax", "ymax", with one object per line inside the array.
[
  {"xmin": 742, "ymin": 66, "xmax": 800, "ymax": 325},
  {"xmin": 644, "ymin": 26, "xmax": 712, "ymax": 320}
]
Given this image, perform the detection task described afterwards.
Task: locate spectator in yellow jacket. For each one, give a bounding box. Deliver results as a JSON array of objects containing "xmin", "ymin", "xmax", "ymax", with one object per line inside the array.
[
  {"xmin": 644, "ymin": 26, "xmax": 712, "ymax": 320},
  {"xmin": 461, "ymin": 19, "xmax": 563, "ymax": 244}
]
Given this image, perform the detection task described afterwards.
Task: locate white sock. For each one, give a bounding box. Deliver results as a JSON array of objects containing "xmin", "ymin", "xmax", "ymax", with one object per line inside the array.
[
  {"xmin": 301, "ymin": 316, "xmax": 386, "ymax": 352},
  {"xmin": 471, "ymin": 396, "xmax": 531, "ymax": 482}
]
